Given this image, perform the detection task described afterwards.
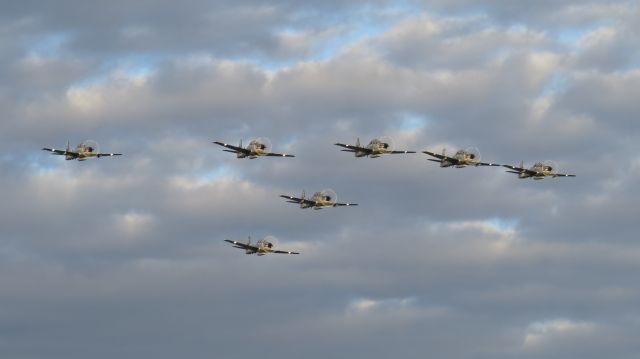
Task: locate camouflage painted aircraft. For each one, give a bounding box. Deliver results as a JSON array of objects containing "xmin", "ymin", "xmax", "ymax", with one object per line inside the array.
[
  {"xmin": 42, "ymin": 140, "xmax": 122, "ymax": 161},
  {"xmin": 335, "ymin": 137, "xmax": 415, "ymax": 158},
  {"xmin": 224, "ymin": 236, "xmax": 299, "ymax": 255},
  {"xmin": 280, "ymin": 189, "xmax": 357, "ymax": 209},
  {"xmin": 213, "ymin": 138, "xmax": 294, "ymax": 158},
  {"xmin": 503, "ymin": 161, "xmax": 576, "ymax": 179},
  {"xmin": 423, "ymin": 147, "xmax": 501, "ymax": 168}
]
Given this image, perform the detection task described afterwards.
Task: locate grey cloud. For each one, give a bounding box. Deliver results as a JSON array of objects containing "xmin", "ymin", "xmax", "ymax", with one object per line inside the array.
[
  {"xmin": 0, "ymin": 0, "xmax": 391, "ymax": 62},
  {"xmin": 557, "ymin": 70, "xmax": 640, "ymax": 129},
  {"xmin": 375, "ymin": 14, "xmax": 553, "ymax": 70},
  {"xmin": 421, "ymin": 0, "xmax": 630, "ymax": 28}
]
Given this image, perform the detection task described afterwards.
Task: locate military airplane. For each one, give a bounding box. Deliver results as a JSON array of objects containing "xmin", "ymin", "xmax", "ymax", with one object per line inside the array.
[
  {"xmin": 42, "ymin": 140, "xmax": 122, "ymax": 161},
  {"xmin": 224, "ymin": 236, "xmax": 299, "ymax": 255},
  {"xmin": 213, "ymin": 138, "xmax": 294, "ymax": 158},
  {"xmin": 423, "ymin": 147, "xmax": 501, "ymax": 168},
  {"xmin": 503, "ymin": 161, "xmax": 576, "ymax": 179},
  {"xmin": 280, "ymin": 189, "xmax": 357, "ymax": 209},
  {"xmin": 334, "ymin": 137, "xmax": 415, "ymax": 158}
]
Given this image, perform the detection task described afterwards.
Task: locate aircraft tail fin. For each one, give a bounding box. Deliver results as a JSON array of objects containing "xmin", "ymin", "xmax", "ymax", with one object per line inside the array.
[
  {"xmin": 65, "ymin": 140, "xmax": 70, "ymax": 154},
  {"xmin": 355, "ymin": 138, "xmax": 360, "ymax": 147},
  {"xmin": 245, "ymin": 236, "xmax": 252, "ymax": 254},
  {"xmin": 441, "ymin": 148, "xmax": 446, "ymax": 156},
  {"xmin": 520, "ymin": 160, "xmax": 524, "ymax": 169},
  {"xmin": 237, "ymin": 139, "xmax": 244, "ymax": 158}
]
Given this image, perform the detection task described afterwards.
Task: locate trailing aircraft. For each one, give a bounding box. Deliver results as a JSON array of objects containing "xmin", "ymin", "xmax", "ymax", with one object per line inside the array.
[{"xmin": 42, "ymin": 140, "xmax": 122, "ymax": 161}]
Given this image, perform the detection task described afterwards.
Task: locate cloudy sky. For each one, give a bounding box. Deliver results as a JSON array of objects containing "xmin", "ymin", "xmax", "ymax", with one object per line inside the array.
[{"xmin": 1, "ymin": 1, "xmax": 640, "ymax": 358}]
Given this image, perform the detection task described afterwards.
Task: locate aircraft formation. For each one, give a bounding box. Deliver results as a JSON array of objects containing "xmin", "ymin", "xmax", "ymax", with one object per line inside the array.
[{"xmin": 42, "ymin": 136, "xmax": 576, "ymax": 255}]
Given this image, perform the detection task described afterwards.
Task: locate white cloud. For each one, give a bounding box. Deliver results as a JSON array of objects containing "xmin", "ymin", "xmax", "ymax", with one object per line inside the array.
[
  {"xmin": 346, "ymin": 296, "xmax": 417, "ymax": 315},
  {"xmin": 113, "ymin": 210, "xmax": 157, "ymax": 241},
  {"xmin": 523, "ymin": 318, "xmax": 597, "ymax": 349},
  {"xmin": 578, "ymin": 26, "xmax": 617, "ymax": 49},
  {"xmin": 66, "ymin": 85, "xmax": 105, "ymax": 114}
]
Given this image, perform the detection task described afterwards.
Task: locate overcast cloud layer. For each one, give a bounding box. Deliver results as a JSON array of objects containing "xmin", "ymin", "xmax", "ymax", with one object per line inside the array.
[{"xmin": 1, "ymin": 1, "xmax": 640, "ymax": 358}]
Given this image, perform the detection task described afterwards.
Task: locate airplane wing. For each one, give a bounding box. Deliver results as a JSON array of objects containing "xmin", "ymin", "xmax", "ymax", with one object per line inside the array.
[
  {"xmin": 333, "ymin": 202, "xmax": 358, "ymax": 207},
  {"xmin": 422, "ymin": 150, "xmax": 447, "ymax": 160},
  {"xmin": 272, "ymin": 250, "xmax": 300, "ymax": 254},
  {"xmin": 389, "ymin": 150, "xmax": 416, "ymax": 154},
  {"xmin": 422, "ymin": 150, "xmax": 457, "ymax": 163},
  {"xmin": 96, "ymin": 152, "xmax": 122, "ymax": 157},
  {"xmin": 42, "ymin": 147, "xmax": 78, "ymax": 157},
  {"xmin": 552, "ymin": 173, "xmax": 576, "ymax": 177},
  {"xmin": 502, "ymin": 164, "xmax": 537, "ymax": 175},
  {"xmin": 224, "ymin": 239, "xmax": 259, "ymax": 251},
  {"xmin": 476, "ymin": 161, "xmax": 501, "ymax": 167},
  {"xmin": 264, "ymin": 152, "xmax": 295, "ymax": 157},
  {"xmin": 213, "ymin": 141, "xmax": 251, "ymax": 155},
  {"xmin": 280, "ymin": 195, "xmax": 316, "ymax": 206},
  {"xmin": 334, "ymin": 143, "xmax": 372, "ymax": 154}
]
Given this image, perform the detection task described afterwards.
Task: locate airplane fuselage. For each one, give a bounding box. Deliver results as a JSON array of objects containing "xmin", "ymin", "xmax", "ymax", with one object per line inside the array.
[
  {"xmin": 235, "ymin": 239, "xmax": 275, "ymax": 255},
  {"xmin": 235, "ymin": 140, "xmax": 269, "ymax": 159},
  {"xmin": 440, "ymin": 159, "xmax": 466, "ymax": 168},
  {"xmin": 255, "ymin": 240, "xmax": 275, "ymax": 255},
  {"xmin": 300, "ymin": 192, "xmax": 335, "ymax": 209},
  {"xmin": 248, "ymin": 141, "xmax": 268, "ymax": 155},
  {"xmin": 66, "ymin": 144, "xmax": 96, "ymax": 161},
  {"xmin": 515, "ymin": 164, "xmax": 552, "ymax": 179},
  {"xmin": 519, "ymin": 173, "xmax": 546, "ymax": 179},
  {"xmin": 523, "ymin": 163, "xmax": 553, "ymax": 179},
  {"xmin": 362, "ymin": 139, "xmax": 392, "ymax": 158},
  {"xmin": 237, "ymin": 152, "xmax": 257, "ymax": 159},
  {"xmin": 437, "ymin": 150, "xmax": 478, "ymax": 168}
]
